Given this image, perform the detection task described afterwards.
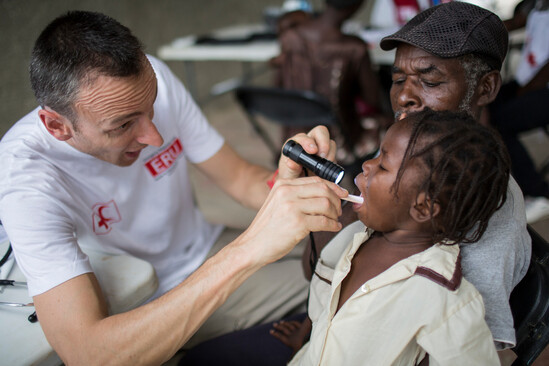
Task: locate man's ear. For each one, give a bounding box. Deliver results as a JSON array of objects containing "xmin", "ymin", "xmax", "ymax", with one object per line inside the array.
[
  {"xmin": 410, "ymin": 192, "xmax": 440, "ymax": 224},
  {"xmin": 475, "ymin": 70, "xmax": 502, "ymax": 107},
  {"xmin": 38, "ymin": 108, "xmax": 73, "ymax": 141}
]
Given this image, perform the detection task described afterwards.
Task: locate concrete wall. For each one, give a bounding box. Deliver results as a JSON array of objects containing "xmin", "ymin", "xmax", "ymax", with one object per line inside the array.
[
  {"xmin": 0, "ymin": 0, "xmax": 518, "ymax": 138},
  {"xmin": 0, "ymin": 0, "xmax": 290, "ymax": 137}
]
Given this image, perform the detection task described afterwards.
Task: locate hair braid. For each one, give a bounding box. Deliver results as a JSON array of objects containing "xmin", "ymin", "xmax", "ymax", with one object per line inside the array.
[{"xmin": 393, "ymin": 109, "xmax": 510, "ymax": 244}]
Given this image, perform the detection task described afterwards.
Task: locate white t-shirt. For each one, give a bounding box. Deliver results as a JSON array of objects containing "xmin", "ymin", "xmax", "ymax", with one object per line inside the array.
[
  {"xmin": 515, "ymin": 7, "xmax": 549, "ymax": 86},
  {"xmin": 0, "ymin": 55, "xmax": 225, "ymax": 299}
]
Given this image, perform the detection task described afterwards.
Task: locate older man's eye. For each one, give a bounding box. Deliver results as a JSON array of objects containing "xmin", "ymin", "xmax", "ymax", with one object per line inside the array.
[{"xmin": 423, "ymin": 80, "xmax": 441, "ymax": 87}]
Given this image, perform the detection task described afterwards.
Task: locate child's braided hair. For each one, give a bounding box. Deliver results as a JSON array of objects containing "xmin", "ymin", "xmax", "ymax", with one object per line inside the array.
[{"xmin": 393, "ymin": 109, "xmax": 511, "ymax": 244}]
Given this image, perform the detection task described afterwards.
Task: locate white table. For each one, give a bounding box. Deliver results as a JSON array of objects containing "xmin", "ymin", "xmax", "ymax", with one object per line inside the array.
[
  {"xmin": 158, "ymin": 24, "xmax": 279, "ymax": 62},
  {"xmin": 157, "ymin": 23, "xmax": 396, "ymax": 100},
  {"xmin": 0, "ymin": 246, "xmax": 158, "ymax": 366}
]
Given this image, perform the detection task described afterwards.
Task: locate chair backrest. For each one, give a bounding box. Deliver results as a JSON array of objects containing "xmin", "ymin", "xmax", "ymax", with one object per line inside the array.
[
  {"xmin": 234, "ymin": 85, "xmax": 340, "ymax": 159},
  {"xmin": 510, "ymin": 225, "xmax": 549, "ymax": 366},
  {"xmin": 235, "ymin": 85, "xmax": 337, "ymax": 128}
]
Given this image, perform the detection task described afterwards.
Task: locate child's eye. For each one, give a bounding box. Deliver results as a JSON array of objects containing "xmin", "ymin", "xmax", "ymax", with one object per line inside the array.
[{"xmin": 379, "ymin": 164, "xmax": 387, "ymax": 171}]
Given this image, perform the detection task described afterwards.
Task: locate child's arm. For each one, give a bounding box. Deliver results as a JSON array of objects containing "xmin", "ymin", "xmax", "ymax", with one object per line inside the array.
[{"xmin": 270, "ymin": 316, "xmax": 312, "ymax": 356}]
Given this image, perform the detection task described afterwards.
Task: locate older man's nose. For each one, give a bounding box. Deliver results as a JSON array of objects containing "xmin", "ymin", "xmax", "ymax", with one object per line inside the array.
[{"xmin": 392, "ymin": 78, "xmax": 424, "ymax": 113}]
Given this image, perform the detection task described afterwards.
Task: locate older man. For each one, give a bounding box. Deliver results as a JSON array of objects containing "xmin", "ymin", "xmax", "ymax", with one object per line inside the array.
[
  {"xmin": 379, "ymin": 2, "xmax": 531, "ymax": 352},
  {"xmin": 315, "ymin": 1, "xmax": 531, "ymax": 352},
  {"xmin": 307, "ymin": 1, "xmax": 531, "ymax": 351}
]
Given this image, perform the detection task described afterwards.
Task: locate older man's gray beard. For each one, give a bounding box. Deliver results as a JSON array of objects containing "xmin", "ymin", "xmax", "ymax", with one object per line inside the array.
[{"xmin": 458, "ymin": 85, "xmax": 475, "ymax": 116}]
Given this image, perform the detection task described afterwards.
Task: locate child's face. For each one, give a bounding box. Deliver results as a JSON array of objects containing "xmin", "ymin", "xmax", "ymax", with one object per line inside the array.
[{"xmin": 352, "ymin": 120, "xmax": 424, "ymax": 232}]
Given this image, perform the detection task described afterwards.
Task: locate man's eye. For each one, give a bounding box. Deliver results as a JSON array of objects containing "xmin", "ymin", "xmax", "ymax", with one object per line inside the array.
[
  {"xmin": 117, "ymin": 122, "xmax": 131, "ymax": 130},
  {"xmin": 113, "ymin": 121, "xmax": 133, "ymax": 132},
  {"xmin": 107, "ymin": 121, "xmax": 133, "ymax": 135},
  {"xmin": 422, "ymin": 80, "xmax": 441, "ymax": 87},
  {"xmin": 391, "ymin": 76, "xmax": 405, "ymax": 85}
]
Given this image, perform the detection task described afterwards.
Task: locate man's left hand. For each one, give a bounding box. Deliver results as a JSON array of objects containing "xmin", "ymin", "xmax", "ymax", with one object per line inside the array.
[{"xmin": 278, "ymin": 125, "xmax": 337, "ymax": 180}]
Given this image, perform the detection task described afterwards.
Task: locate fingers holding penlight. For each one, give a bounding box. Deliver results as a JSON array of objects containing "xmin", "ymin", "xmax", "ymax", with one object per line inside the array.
[
  {"xmin": 305, "ymin": 125, "xmax": 335, "ymax": 160},
  {"xmin": 278, "ymin": 126, "xmax": 337, "ymax": 179},
  {"xmin": 262, "ymin": 178, "xmax": 344, "ymax": 229},
  {"xmin": 273, "ymin": 177, "xmax": 345, "ymax": 220},
  {"xmin": 282, "ymin": 140, "xmax": 344, "ymax": 184},
  {"xmin": 243, "ymin": 177, "xmax": 344, "ymax": 263},
  {"xmin": 279, "ymin": 141, "xmax": 361, "ymax": 205}
]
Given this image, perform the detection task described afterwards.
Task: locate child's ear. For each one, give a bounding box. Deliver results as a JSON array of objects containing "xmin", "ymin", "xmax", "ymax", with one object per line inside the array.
[
  {"xmin": 38, "ymin": 107, "xmax": 74, "ymax": 141},
  {"xmin": 410, "ymin": 192, "xmax": 440, "ymax": 223}
]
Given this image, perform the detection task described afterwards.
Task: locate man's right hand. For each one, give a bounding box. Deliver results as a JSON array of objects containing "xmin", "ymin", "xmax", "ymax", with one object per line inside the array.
[
  {"xmin": 31, "ymin": 175, "xmax": 345, "ymax": 366},
  {"xmin": 238, "ymin": 176, "xmax": 346, "ymax": 265}
]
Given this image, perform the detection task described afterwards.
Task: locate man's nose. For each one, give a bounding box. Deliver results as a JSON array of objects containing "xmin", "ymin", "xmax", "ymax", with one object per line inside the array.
[
  {"xmin": 394, "ymin": 80, "xmax": 422, "ymax": 112},
  {"xmin": 136, "ymin": 118, "xmax": 164, "ymax": 147}
]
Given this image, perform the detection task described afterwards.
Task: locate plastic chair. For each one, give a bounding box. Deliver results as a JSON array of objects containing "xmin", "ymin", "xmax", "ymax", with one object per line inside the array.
[
  {"xmin": 234, "ymin": 85, "xmax": 342, "ymax": 157},
  {"xmin": 510, "ymin": 225, "xmax": 549, "ymax": 366}
]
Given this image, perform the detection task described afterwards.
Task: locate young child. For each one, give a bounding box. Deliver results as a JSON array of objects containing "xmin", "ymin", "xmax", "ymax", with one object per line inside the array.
[{"xmin": 272, "ymin": 109, "xmax": 510, "ymax": 365}]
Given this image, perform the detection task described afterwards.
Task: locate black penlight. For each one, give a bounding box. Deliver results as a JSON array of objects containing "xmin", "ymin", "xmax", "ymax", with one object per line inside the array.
[{"xmin": 282, "ymin": 140, "xmax": 345, "ymax": 184}]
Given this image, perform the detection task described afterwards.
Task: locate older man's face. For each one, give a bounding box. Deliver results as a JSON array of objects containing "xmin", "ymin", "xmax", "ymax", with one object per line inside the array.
[{"xmin": 390, "ymin": 44, "xmax": 472, "ymax": 119}]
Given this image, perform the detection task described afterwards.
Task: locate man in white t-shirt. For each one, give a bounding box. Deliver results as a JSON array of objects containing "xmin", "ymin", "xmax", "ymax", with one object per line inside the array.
[{"xmin": 0, "ymin": 11, "xmax": 349, "ymax": 365}]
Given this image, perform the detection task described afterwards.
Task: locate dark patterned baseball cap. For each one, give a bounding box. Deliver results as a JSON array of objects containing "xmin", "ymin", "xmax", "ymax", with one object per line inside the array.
[{"xmin": 380, "ymin": 2, "xmax": 508, "ymax": 70}]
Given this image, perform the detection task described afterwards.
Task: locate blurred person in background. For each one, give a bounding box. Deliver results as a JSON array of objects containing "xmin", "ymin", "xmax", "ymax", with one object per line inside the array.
[{"xmin": 488, "ymin": 0, "xmax": 549, "ymax": 224}]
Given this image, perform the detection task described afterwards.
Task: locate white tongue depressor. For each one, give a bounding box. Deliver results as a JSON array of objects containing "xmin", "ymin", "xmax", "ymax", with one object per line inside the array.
[{"xmin": 341, "ymin": 194, "xmax": 363, "ymax": 204}]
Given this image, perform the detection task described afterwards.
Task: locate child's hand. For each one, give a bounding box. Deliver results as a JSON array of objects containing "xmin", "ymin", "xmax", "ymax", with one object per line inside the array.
[{"xmin": 270, "ymin": 317, "xmax": 312, "ymax": 356}]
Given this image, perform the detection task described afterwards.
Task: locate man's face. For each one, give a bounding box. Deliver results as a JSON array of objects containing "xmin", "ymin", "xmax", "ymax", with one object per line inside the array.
[
  {"xmin": 66, "ymin": 60, "xmax": 164, "ymax": 166},
  {"xmin": 390, "ymin": 44, "xmax": 472, "ymax": 119}
]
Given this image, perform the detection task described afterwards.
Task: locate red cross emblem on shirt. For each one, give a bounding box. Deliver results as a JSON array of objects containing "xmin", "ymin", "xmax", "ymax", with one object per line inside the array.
[
  {"xmin": 92, "ymin": 200, "xmax": 121, "ymax": 235},
  {"xmin": 527, "ymin": 52, "xmax": 537, "ymax": 67}
]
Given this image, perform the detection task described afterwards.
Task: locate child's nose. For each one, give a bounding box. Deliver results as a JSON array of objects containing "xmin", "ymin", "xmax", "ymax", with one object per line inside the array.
[{"xmin": 362, "ymin": 159, "xmax": 373, "ymax": 174}]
